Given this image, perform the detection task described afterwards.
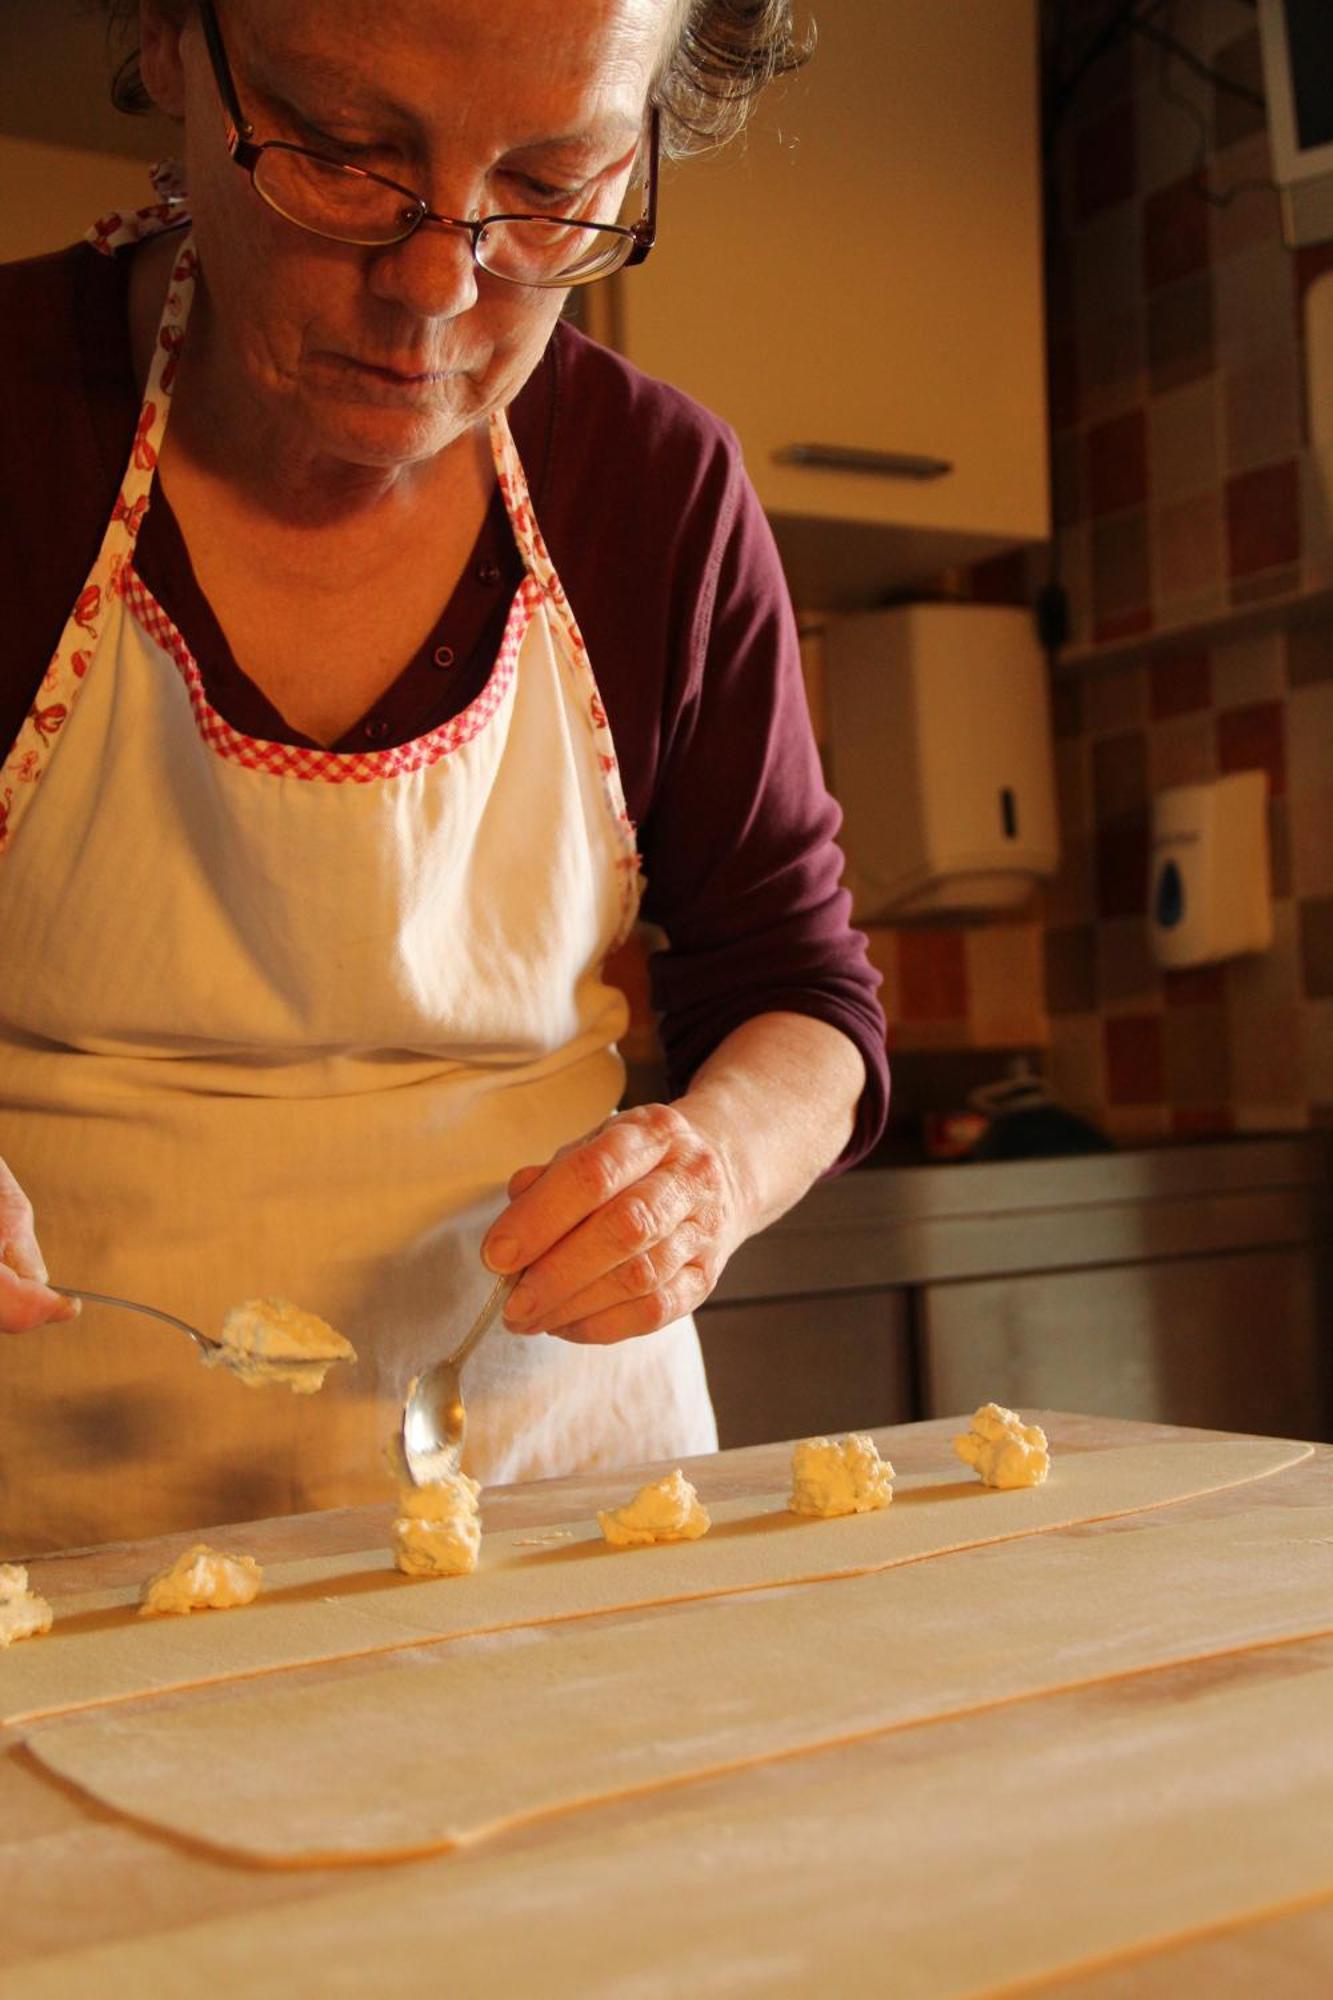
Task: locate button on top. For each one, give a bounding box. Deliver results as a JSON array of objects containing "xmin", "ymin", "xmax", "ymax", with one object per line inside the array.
[
  {"xmin": 476, "ymin": 561, "xmax": 503, "ymax": 586},
  {"xmin": 364, "ymin": 717, "xmax": 391, "ymax": 742},
  {"xmin": 432, "ymin": 644, "xmax": 455, "ymax": 669}
]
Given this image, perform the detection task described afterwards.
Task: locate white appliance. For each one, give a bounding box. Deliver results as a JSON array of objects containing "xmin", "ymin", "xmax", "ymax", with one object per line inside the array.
[
  {"xmin": 822, "ymin": 601, "xmax": 1059, "ymax": 921},
  {"xmin": 1149, "ymin": 772, "xmax": 1272, "ymax": 970},
  {"xmin": 1257, "ymin": 0, "xmax": 1333, "ymax": 248}
]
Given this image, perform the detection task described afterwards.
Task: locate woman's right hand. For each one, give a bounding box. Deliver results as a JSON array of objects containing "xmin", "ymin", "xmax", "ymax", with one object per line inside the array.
[{"xmin": 0, "ymin": 1156, "xmax": 79, "ymax": 1332}]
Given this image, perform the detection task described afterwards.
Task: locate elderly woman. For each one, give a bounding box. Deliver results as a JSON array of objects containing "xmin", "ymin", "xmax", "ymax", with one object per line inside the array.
[{"xmin": 0, "ymin": 0, "xmax": 887, "ymax": 1553}]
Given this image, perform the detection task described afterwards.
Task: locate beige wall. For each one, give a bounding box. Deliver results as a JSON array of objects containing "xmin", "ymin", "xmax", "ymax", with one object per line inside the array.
[{"xmin": 0, "ymin": 133, "xmax": 160, "ymax": 263}]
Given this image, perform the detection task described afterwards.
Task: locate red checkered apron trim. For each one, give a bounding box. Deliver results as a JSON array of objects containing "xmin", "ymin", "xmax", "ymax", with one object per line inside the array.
[{"xmin": 118, "ymin": 566, "xmax": 535, "ymax": 782}]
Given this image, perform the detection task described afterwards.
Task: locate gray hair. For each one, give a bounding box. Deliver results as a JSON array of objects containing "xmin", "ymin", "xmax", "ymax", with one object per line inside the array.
[{"xmin": 100, "ymin": 2, "xmax": 812, "ymax": 158}]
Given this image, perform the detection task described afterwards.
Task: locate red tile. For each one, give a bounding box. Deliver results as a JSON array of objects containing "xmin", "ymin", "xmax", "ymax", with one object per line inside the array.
[
  {"xmin": 1171, "ymin": 1106, "xmax": 1235, "ymax": 1137},
  {"xmin": 1105, "ymin": 1014, "xmax": 1165, "ymax": 1104},
  {"xmin": 897, "ymin": 928, "xmax": 969, "ymax": 1022},
  {"xmin": 1163, "ymin": 963, "xmax": 1227, "ymax": 1006},
  {"xmin": 1051, "ymin": 676, "xmax": 1084, "ymax": 741},
  {"xmin": 1074, "ymin": 101, "xmax": 1137, "ymax": 221},
  {"xmin": 1092, "ymin": 730, "xmax": 1149, "ymax": 824},
  {"xmin": 1149, "ymin": 648, "xmax": 1212, "ymax": 718},
  {"xmin": 1095, "ymin": 819, "xmax": 1150, "ymax": 917},
  {"xmin": 1143, "ymin": 176, "xmax": 1210, "ymax": 292},
  {"xmin": 1225, "ymin": 460, "xmax": 1301, "ymax": 577},
  {"xmin": 968, "ymin": 548, "xmax": 1030, "ymax": 605},
  {"xmin": 1048, "ymin": 334, "xmax": 1078, "ymax": 433},
  {"xmin": 1216, "ymin": 700, "xmax": 1286, "ymax": 797},
  {"xmin": 1093, "ymin": 606, "xmax": 1154, "ymax": 645},
  {"xmin": 1086, "ymin": 409, "xmax": 1149, "ymax": 517}
]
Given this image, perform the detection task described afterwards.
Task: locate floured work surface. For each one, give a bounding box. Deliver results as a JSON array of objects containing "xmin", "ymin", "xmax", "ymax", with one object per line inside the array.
[
  {"xmin": 0, "ymin": 1435, "xmax": 1310, "ymax": 1727},
  {"xmin": 25, "ymin": 1498, "xmax": 1333, "ymax": 1865}
]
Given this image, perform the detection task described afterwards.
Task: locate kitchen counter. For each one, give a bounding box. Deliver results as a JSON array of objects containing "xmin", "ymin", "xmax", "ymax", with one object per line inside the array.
[{"xmin": 3, "ymin": 1412, "xmax": 1332, "ymax": 1996}]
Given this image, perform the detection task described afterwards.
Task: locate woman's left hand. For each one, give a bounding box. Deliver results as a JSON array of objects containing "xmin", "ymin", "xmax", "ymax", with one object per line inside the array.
[{"xmin": 480, "ymin": 1102, "xmax": 748, "ymax": 1345}]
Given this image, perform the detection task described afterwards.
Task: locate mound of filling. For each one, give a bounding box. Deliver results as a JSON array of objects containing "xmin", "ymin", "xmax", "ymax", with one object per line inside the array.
[
  {"xmin": 212, "ymin": 1297, "xmax": 356, "ymax": 1393},
  {"xmin": 954, "ymin": 1403, "xmax": 1050, "ymax": 1489},
  {"xmin": 0, "ymin": 1564, "xmax": 53, "ymax": 1647},
  {"xmin": 597, "ymin": 1469, "xmax": 711, "ymax": 1547},
  {"xmin": 789, "ymin": 1434, "xmax": 895, "ymax": 1517},
  {"xmin": 392, "ymin": 1467, "xmax": 483, "ymax": 1577},
  {"xmin": 140, "ymin": 1545, "xmax": 263, "ymax": 1616}
]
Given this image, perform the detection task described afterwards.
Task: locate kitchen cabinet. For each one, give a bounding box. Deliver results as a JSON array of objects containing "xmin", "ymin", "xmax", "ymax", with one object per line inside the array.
[
  {"xmin": 698, "ymin": 1137, "xmax": 1333, "ymax": 1443},
  {"xmin": 599, "ymin": 0, "xmax": 1049, "ymax": 607}
]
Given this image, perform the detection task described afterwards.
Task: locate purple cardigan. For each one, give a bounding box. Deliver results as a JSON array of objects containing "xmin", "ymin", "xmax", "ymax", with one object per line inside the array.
[{"xmin": 0, "ymin": 242, "xmax": 888, "ymax": 1165}]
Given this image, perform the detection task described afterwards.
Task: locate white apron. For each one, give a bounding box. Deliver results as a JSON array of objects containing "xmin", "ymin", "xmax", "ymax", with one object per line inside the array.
[{"xmin": 0, "ymin": 209, "xmax": 715, "ymax": 1556}]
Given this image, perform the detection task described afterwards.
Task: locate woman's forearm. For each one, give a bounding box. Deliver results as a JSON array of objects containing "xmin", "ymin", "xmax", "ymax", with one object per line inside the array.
[{"xmin": 673, "ymin": 1010, "xmax": 869, "ymax": 1245}]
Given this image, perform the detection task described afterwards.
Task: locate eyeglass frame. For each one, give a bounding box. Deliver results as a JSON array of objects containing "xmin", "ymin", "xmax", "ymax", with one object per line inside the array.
[{"xmin": 195, "ymin": 0, "xmax": 659, "ymax": 285}]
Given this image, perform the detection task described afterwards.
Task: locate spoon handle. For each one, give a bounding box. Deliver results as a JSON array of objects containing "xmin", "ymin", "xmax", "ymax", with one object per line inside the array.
[
  {"xmin": 449, "ymin": 1271, "xmax": 520, "ymax": 1373},
  {"xmin": 49, "ymin": 1284, "xmax": 213, "ymax": 1355}
]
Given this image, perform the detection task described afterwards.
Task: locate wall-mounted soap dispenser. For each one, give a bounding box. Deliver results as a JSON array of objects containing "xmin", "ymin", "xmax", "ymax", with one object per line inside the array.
[
  {"xmin": 1149, "ymin": 771, "xmax": 1272, "ymax": 969},
  {"xmin": 822, "ymin": 602, "xmax": 1059, "ymax": 921}
]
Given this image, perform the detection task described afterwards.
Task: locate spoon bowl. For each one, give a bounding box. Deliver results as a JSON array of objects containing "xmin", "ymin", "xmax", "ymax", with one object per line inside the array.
[{"xmin": 401, "ymin": 1271, "xmax": 518, "ymax": 1486}]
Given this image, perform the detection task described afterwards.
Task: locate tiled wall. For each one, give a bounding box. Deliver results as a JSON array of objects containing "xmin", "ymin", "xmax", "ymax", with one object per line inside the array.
[
  {"xmin": 1037, "ymin": 0, "xmax": 1333, "ymax": 1141},
  {"xmin": 616, "ymin": 0, "xmax": 1333, "ymax": 1148}
]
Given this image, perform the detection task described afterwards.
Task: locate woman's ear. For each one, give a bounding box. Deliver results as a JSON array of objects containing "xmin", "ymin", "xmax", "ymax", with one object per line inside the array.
[{"xmin": 137, "ymin": 1, "xmax": 191, "ymax": 119}]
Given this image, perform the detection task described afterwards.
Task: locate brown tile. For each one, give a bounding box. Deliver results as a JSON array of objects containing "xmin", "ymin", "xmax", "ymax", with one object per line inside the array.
[
  {"xmin": 1096, "ymin": 819, "xmax": 1151, "ymax": 918},
  {"xmin": 1086, "ymin": 409, "xmax": 1149, "ymax": 517},
  {"xmin": 1153, "ymin": 490, "xmax": 1224, "ymax": 599},
  {"xmin": 1216, "ymin": 699, "xmax": 1286, "ymax": 797},
  {"xmin": 1170, "ymin": 1106, "xmax": 1236, "ymax": 1138},
  {"xmin": 1222, "ymin": 349, "xmax": 1302, "ymax": 474},
  {"xmin": 1290, "ymin": 785, "xmax": 1333, "ymax": 898},
  {"xmin": 1147, "ymin": 269, "xmax": 1214, "ymax": 394},
  {"xmin": 1086, "ymin": 660, "xmax": 1149, "ymax": 735},
  {"xmin": 1092, "ymin": 729, "xmax": 1149, "ymax": 823},
  {"xmin": 1043, "ymin": 838, "xmax": 1097, "ymax": 929},
  {"xmin": 1047, "ymin": 1012, "xmax": 1107, "ymax": 1120},
  {"xmin": 1051, "ymin": 674, "xmax": 1084, "ymax": 740},
  {"xmin": 1094, "ymin": 606, "xmax": 1155, "ymax": 646},
  {"xmin": 1304, "ymin": 1000, "xmax": 1333, "ymax": 1101},
  {"xmin": 1286, "ymin": 682, "xmax": 1333, "ymax": 795},
  {"xmin": 1044, "ymin": 924, "xmax": 1098, "ymax": 1015},
  {"xmin": 1286, "ymin": 622, "xmax": 1333, "ymax": 687},
  {"xmin": 1091, "ymin": 509, "xmax": 1151, "ymax": 634},
  {"xmin": 1211, "ymin": 630, "xmax": 1284, "ymax": 708},
  {"xmin": 1213, "ymin": 28, "xmax": 1266, "ymax": 151},
  {"xmin": 1162, "ymin": 1006, "xmax": 1232, "ymax": 1104},
  {"xmin": 1150, "ymin": 712, "xmax": 1217, "ymax": 790},
  {"xmin": 1269, "ymin": 797, "xmax": 1293, "ymax": 900},
  {"xmin": 1229, "ymin": 1003, "xmax": 1305, "ymax": 1105},
  {"xmin": 1228, "ymin": 897, "xmax": 1300, "ymax": 1012},
  {"xmin": 1295, "ymin": 241, "xmax": 1333, "ymax": 309},
  {"xmin": 1078, "ymin": 307, "xmax": 1146, "ymax": 425},
  {"xmin": 1210, "ymin": 134, "xmax": 1282, "ymax": 261},
  {"xmin": 1230, "ymin": 565, "xmax": 1302, "ymax": 610},
  {"xmin": 1097, "ymin": 914, "xmax": 1158, "ymax": 1008},
  {"xmin": 896, "ymin": 928, "xmax": 969, "ymax": 1022},
  {"xmin": 1105, "ymin": 1013, "xmax": 1165, "ymax": 1103},
  {"xmin": 1225, "ymin": 461, "xmax": 1301, "ymax": 577},
  {"xmin": 965, "ymin": 923, "xmax": 1046, "ymax": 1046},
  {"xmin": 1052, "ymin": 427, "xmax": 1083, "ymax": 528},
  {"xmin": 1143, "ymin": 174, "xmax": 1210, "ymax": 292},
  {"xmin": 1074, "ymin": 102, "xmax": 1138, "ymax": 221},
  {"xmin": 1149, "ymin": 648, "xmax": 1211, "ymax": 718},
  {"xmin": 1298, "ymin": 896, "xmax": 1333, "ymax": 999},
  {"xmin": 1055, "ymin": 739, "xmax": 1091, "ymax": 837},
  {"xmin": 1147, "ymin": 377, "xmax": 1219, "ymax": 503},
  {"xmin": 1163, "ymin": 963, "xmax": 1228, "ymax": 1007},
  {"xmin": 1214, "ymin": 237, "xmax": 1296, "ymax": 361},
  {"xmin": 1049, "ymin": 334, "xmax": 1079, "ymax": 433}
]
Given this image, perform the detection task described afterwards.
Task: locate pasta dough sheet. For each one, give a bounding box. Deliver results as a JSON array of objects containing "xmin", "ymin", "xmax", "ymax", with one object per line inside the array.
[
  {"xmin": 13, "ymin": 1642, "xmax": 1333, "ymax": 2000},
  {"xmin": 27, "ymin": 1501, "xmax": 1333, "ymax": 1866},
  {"xmin": 1, "ymin": 1435, "xmax": 1309, "ymax": 1728}
]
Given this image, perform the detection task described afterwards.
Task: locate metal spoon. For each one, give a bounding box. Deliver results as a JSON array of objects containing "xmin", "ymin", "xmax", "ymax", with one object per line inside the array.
[
  {"xmin": 49, "ymin": 1285, "xmax": 342, "ymax": 1384},
  {"xmin": 401, "ymin": 1270, "xmax": 519, "ymax": 1487}
]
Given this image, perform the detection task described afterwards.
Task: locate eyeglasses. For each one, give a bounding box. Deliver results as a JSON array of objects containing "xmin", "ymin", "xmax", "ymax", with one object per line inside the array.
[{"xmin": 197, "ymin": 0, "xmax": 658, "ymax": 287}]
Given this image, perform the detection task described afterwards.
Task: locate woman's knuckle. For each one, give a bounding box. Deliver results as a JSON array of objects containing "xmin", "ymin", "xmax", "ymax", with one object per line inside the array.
[{"xmin": 612, "ymin": 1195, "xmax": 656, "ymax": 1252}]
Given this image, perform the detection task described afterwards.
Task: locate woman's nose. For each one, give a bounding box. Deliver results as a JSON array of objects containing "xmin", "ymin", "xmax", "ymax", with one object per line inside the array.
[{"xmin": 366, "ymin": 220, "xmax": 481, "ymax": 320}]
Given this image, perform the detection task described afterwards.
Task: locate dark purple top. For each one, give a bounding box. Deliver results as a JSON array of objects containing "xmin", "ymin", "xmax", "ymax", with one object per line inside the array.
[{"xmin": 0, "ymin": 241, "xmax": 888, "ymax": 1166}]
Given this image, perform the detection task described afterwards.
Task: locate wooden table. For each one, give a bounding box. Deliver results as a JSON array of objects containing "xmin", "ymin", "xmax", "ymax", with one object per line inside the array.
[{"xmin": 3, "ymin": 1412, "xmax": 1332, "ymax": 1996}]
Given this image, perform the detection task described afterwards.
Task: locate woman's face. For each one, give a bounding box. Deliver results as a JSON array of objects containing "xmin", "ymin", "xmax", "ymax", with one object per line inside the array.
[{"xmin": 143, "ymin": 0, "xmax": 674, "ymax": 472}]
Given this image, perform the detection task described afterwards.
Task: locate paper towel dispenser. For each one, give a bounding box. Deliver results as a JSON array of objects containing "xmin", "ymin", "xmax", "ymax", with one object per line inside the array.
[{"xmin": 823, "ymin": 601, "xmax": 1059, "ymax": 920}]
